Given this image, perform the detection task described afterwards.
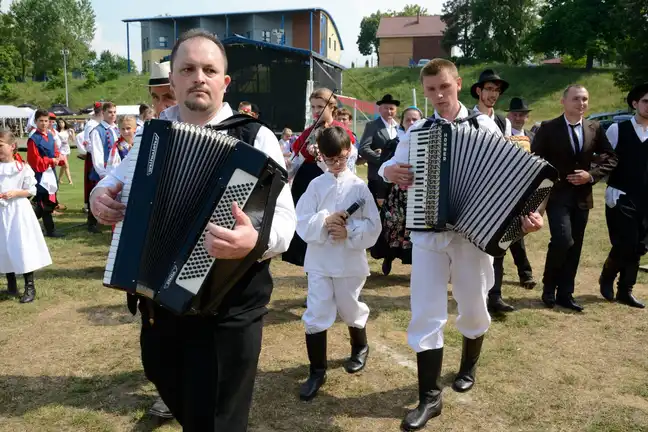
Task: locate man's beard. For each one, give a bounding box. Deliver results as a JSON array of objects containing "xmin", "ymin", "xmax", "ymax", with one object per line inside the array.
[{"xmin": 184, "ymin": 98, "xmax": 211, "ymax": 112}]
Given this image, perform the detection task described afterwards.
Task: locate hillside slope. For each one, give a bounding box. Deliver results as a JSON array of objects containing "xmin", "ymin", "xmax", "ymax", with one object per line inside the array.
[{"xmin": 343, "ymin": 65, "xmax": 626, "ymax": 124}]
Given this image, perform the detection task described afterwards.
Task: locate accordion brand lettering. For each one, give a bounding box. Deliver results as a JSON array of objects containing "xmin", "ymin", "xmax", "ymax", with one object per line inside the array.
[
  {"xmin": 163, "ymin": 264, "xmax": 178, "ymax": 290},
  {"xmin": 147, "ymin": 133, "xmax": 159, "ymax": 176}
]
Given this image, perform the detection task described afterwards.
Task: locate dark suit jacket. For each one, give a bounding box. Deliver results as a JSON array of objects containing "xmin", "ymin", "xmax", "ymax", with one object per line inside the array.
[
  {"xmin": 531, "ymin": 115, "xmax": 617, "ymax": 210},
  {"xmin": 523, "ymin": 129, "xmax": 535, "ymax": 141},
  {"xmin": 359, "ymin": 117, "xmax": 394, "ymax": 181}
]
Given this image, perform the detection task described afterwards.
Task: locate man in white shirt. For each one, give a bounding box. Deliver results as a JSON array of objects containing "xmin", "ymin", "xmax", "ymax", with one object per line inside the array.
[
  {"xmin": 87, "ymin": 103, "xmax": 119, "ymax": 233},
  {"xmin": 379, "ymin": 59, "xmax": 543, "ymax": 431},
  {"xmin": 89, "ymin": 29, "xmax": 296, "ymax": 432},
  {"xmin": 359, "ymin": 94, "xmax": 400, "ymax": 206},
  {"xmin": 471, "ymin": 69, "xmax": 512, "ymax": 136},
  {"xmin": 598, "ymin": 82, "xmax": 648, "ymax": 308},
  {"xmin": 82, "ymin": 103, "xmax": 102, "ymax": 218}
]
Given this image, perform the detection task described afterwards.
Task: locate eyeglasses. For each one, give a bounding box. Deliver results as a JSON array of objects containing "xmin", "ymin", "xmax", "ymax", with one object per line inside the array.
[{"xmin": 323, "ymin": 154, "xmax": 348, "ymax": 166}]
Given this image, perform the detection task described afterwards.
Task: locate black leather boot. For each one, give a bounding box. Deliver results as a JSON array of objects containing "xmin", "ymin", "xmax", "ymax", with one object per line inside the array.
[
  {"xmin": 401, "ymin": 348, "xmax": 443, "ymax": 431},
  {"xmin": 20, "ymin": 272, "xmax": 35, "ymax": 303},
  {"xmin": 616, "ymin": 286, "xmax": 645, "ymax": 309},
  {"xmin": 599, "ymin": 256, "xmax": 618, "ymax": 301},
  {"xmin": 487, "ymin": 295, "xmax": 515, "ymax": 313},
  {"xmin": 5, "ymin": 273, "xmax": 18, "ymax": 296},
  {"xmin": 452, "ymin": 335, "xmax": 484, "ymax": 393},
  {"xmin": 149, "ymin": 396, "xmax": 174, "ymax": 419},
  {"xmin": 344, "ymin": 326, "xmax": 369, "ymax": 373},
  {"xmin": 300, "ymin": 331, "xmax": 327, "ymax": 401}
]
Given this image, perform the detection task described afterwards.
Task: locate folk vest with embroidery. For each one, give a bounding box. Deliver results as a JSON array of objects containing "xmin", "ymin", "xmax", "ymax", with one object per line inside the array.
[
  {"xmin": 30, "ymin": 131, "xmax": 55, "ymax": 184},
  {"xmin": 89, "ymin": 123, "xmax": 117, "ymax": 181}
]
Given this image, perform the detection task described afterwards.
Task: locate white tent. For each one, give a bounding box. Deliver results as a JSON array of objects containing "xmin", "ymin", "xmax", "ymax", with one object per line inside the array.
[
  {"xmin": 116, "ymin": 105, "xmax": 140, "ymax": 116},
  {"xmin": 0, "ymin": 105, "xmax": 31, "ymax": 119}
]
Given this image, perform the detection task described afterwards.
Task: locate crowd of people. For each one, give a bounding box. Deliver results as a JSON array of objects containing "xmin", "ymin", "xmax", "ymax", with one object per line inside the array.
[{"xmin": 1, "ymin": 28, "xmax": 647, "ymax": 432}]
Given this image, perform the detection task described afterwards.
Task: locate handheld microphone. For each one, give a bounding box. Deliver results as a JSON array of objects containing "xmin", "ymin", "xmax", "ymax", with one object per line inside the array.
[{"xmin": 343, "ymin": 198, "xmax": 366, "ymax": 219}]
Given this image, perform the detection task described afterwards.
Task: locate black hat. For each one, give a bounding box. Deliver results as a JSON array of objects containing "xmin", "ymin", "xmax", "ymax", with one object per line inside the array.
[
  {"xmin": 471, "ymin": 69, "xmax": 510, "ymax": 99},
  {"xmin": 627, "ymin": 82, "xmax": 648, "ymax": 109},
  {"xmin": 377, "ymin": 94, "xmax": 400, "ymax": 107},
  {"xmin": 505, "ymin": 97, "xmax": 532, "ymax": 112}
]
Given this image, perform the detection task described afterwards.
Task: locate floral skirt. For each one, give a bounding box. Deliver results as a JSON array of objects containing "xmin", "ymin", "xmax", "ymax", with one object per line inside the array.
[{"xmin": 371, "ymin": 184, "xmax": 412, "ymax": 264}]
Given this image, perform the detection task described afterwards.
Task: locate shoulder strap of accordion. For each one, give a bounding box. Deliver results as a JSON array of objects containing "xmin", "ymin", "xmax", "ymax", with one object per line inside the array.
[
  {"xmin": 455, "ymin": 112, "xmax": 481, "ymax": 130},
  {"xmin": 206, "ymin": 114, "xmax": 271, "ymax": 145}
]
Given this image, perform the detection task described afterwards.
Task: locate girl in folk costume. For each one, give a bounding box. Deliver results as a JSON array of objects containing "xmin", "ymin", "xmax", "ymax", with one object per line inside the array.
[
  {"xmin": 27, "ymin": 109, "xmax": 66, "ymax": 238},
  {"xmin": 106, "ymin": 115, "xmax": 136, "ymax": 171},
  {"xmin": 282, "ymin": 88, "xmax": 356, "ymax": 267},
  {"xmin": 86, "ymin": 102, "xmax": 119, "ymax": 233},
  {"xmin": 56, "ymin": 118, "xmax": 74, "ymax": 184},
  {"xmin": 371, "ymin": 106, "xmax": 422, "ymax": 275},
  {"xmin": 0, "ymin": 130, "xmax": 52, "ymax": 303},
  {"xmin": 296, "ymin": 127, "xmax": 381, "ymax": 401}
]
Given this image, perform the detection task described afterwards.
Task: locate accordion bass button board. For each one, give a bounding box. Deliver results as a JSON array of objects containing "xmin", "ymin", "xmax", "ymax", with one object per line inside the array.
[
  {"xmin": 405, "ymin": 121, "xmax": 558, "ymax": 256},
  {"xmin": 103, "ymin": 119, "xmax": 287, "ymax": 315}
]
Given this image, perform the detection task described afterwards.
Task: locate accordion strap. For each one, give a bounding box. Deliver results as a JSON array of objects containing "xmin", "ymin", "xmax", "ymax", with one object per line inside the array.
[
  {"xmin": 422, "ymin": 113, "xmax": 481, "ymax": 130},
  {"xmin": 206, "ymin": 114, "xmax": 271, "ymax": 142}
]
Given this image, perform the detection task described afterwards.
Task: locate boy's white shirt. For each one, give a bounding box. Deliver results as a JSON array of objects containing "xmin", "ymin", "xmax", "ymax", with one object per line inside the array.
[{"xmin": 296, "ymin": 168, "xmax": 381, "ymax": 277}]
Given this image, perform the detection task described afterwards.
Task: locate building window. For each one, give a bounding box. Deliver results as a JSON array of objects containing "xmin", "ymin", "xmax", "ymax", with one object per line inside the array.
[
  {"xmin": 271, "ymin": 29, "xmax": 284, "ymax": 45},
  {"xmin": 143, "ymin": 37, "xmax": 149, "ymax": 50},
  {"xmin": 159, "ymin": 36, "xmax": 169, "ymax": 48},
  {"xmin": 261, "ymin": 30, "xmax": 271, "ymax": 43},
  {"xmin": 334, "ymin": 40, "xmax": 337, "ymax": 51}
]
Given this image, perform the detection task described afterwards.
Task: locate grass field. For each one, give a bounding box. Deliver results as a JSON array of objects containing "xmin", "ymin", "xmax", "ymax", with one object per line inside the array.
[{"xmin": 2, "ymin": 155, "xmax": 648, "ymax": 432}]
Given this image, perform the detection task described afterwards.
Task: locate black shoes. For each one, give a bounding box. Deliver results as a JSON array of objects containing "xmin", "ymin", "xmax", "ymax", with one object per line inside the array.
[
  {"xmin": 452, "ymin": 336, "xmax": 484, "ymax": 393},
  {"xmin": 148, "ymin": 397, "xmax": 174, "ymax": 419},
  {"xmin": 401, "ymin": 348, "xmax": 444, "ymax": 431},
  {"xmin": 616, "ymin": 287, "xmax": 645, "ymax": 309},
  {"xmin": 555, "ymin": 295, "xmax": 584, "ymax": 312},
  {"xmin": 300, "ymin": 331, "xmax": 328, "ymax": 401},
  {"xmin": 519, "ymin": 277, "xmax": 537, "ymax": 290},
  {"xmin": 382, "ymin": 258, "xmax": 393, "ymax": 276},
  {"xmin": 487, "ymin": 295, "xmax": 515, "ymax": 313},
  {"xmin": 19, "ymin": 272, "xmax": 35, "ymax": 303},
  {"xmin": 5, "ymin": 273, "xmax": 18, "ymax": 296},
  {"xmin": 344, "ymin": 327, "xmax": 369, "ymax": 373}
]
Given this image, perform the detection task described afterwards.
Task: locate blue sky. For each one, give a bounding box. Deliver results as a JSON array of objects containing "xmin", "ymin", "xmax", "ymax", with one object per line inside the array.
[{"xmin": 3, "ymin": 0, "xmax": 445, "ymax": 69}]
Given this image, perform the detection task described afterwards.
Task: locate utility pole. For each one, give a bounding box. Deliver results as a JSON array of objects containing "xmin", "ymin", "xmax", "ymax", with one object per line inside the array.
[{"xmin": 61, "ymin": 49, "xmax": 69, "ymax": 107}]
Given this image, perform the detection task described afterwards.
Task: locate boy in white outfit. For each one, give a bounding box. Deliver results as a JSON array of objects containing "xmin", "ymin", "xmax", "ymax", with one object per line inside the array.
[
  {"xmin": 296, "ymin": 126, "xmax": 381, "ymax": 401},
  {"xmin": 379, "ymin": 59, "xmax": 544, "ymax": 431}
]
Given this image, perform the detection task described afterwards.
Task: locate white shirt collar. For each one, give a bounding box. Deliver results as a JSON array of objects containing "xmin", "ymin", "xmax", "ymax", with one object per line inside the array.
[
  {"xmin": 473, "ymin": 105, "xmax": 494, "ymax": 120},
  {"xmin": 161, "ymin": 103, "xmax": 234, "ymax": 127},
  {"xmin": 380, "ymin": 116, "xmax": 398, "ymax": 129},
  {"xmin": 101, "ymin": 120, "xmax": 118, "ymax": 129},
  {"xmin": 511, "ymin": 127, "xmax": 524, "ymax": 136},
  {"xmin": 563, "ymin": 114, "xmax": 583, "ymax": 127},
  {"xmin": 434, "ymin": 102, "xmax": 470, "ymax": 121}
]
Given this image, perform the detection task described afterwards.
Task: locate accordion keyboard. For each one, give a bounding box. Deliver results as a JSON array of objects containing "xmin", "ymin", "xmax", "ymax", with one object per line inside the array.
[
  {"xmin": 407, "ymin": 127, "xmax": 443, "ymax": 230},
  {"xmin": 103, "ymin": 139, "xmax": 140, "ymax": 287}
]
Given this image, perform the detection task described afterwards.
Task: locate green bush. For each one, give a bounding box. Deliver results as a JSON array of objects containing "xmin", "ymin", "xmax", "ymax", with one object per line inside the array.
[
  {"xmin": 44, "ymin": 74, "xmax": 65, "ymax": 90},
  {"xmin": 0, "ymin": 83, "xmax": 18, "ymax": 101}
]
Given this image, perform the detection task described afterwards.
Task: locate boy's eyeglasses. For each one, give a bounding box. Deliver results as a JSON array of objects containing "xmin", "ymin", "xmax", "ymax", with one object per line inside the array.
[{"xmin": 322, "ymin": 155, "xmax": 348, "ymax": 166}]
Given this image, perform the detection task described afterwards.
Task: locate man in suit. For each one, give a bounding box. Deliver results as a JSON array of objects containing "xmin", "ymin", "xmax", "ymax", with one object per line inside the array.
[
  {"xmin": 598, "ymin": 83, "xmax": 648, "ymax": 309},
  {"xmin": 486, "ymin": 97, "xmax": 539, "ymax": 313},
  {"xmin": 471, "ymin": 69, "xmax": 512, "ymax": 136},
  {"xmin": 532, "ymin": 84, "xmax": 618, "ymax": 312},
  {"xmin": 359, "ymin": 94, "xmax": 400, "ymax": 206}
]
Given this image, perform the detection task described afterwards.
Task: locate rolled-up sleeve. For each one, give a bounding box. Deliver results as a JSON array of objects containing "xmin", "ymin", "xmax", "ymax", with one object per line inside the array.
[{"xmin": 254, "ymin": 127, "xmax": 296, "ymax": 260}]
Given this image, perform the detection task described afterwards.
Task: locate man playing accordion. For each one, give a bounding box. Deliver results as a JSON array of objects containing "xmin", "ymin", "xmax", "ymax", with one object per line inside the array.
[{"xmin": 379, "ymin": 58, "xmax": 544, "ymax": 431}]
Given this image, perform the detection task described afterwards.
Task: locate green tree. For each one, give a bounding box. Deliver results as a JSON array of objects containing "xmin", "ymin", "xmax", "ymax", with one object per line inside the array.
[
  {"xmin": 397, "ymin": 4, "xmax": 429, "ymax": 16},
  {"xmin": 470, "ymin": 0, "xmax": 539, "ymax": 63},
  {"xmin": 8, "ymin": 0, "xmax": 95, "ymax": 79},
  {"xmin": 441, "ymin": 0, "xmax": 474, "ymax": 58},
  {"xmin": 613, "ymin": 0, "xmax": 648, "ymax": 91},
  {"xmin": 531, "ymin": 0, "xmax": 619, "ymax": 70}
]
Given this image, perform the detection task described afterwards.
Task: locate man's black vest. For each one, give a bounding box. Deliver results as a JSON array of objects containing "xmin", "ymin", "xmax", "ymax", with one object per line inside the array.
[
  {"xmin": 607, "ymin": 120, "xmax": 648, "ymax": 204},
  {"xmin": 493, "ymin": 113, "xmax": 507, "ymax": 135}
]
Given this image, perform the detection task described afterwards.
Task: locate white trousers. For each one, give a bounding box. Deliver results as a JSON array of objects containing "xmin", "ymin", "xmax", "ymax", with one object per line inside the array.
[
  {"xmin": 408, "ymin": 234, "xmax": 494, "ymax": 352},
  {"xmin": 303, "ymin": 273, "xmax": 370, "ymax": 334}
]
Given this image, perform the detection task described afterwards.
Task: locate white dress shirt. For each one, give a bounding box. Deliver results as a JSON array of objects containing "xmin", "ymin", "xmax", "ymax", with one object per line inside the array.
[
  {"xmin": 605, "ymin": 117, "xmax": 648, "ymax": 207},
  {"xmin": 563, "ymin": 115, "xmax": 583, "ymax": 153},
  {"xmin": 377, "ymin": 103, "xmax": 502, "ymax": 252},
  {"xmin": 296, "ymin": 168, "xmax": 381, "ymax": 277},
  {"xmin": 473, "ymin": 105, "xmax": 512, "ymax": 136},
  {"xmin": 89, "ymin": 121, "xmax": 119, "ymax": 179},
  {"xmin": 83, "ymin": 118, "xmax": 99, "ymax": 148},
  {"xmin": 380, "ymin": 116, "xmax": 399, "ymax": 140},
  {"xmin": 92, "ymin": 102, "xmax": 296, "ymax": 260},
  {"xmin": 511, "ymin": 127, "xmax": 525, "ymax": 136}
]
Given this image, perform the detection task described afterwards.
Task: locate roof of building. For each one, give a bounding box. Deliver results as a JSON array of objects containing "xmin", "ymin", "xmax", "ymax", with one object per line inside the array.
[
  {"xmin": 221, "ymin": 36, "xmax": 345, "ymax": 70},
  {"xmin": 376, "ymin": 15, "xmax": 445, "ymax": 38},
  {"xmin": 123, "ymin": 8, "xmax": 344, "ymax": 50}
]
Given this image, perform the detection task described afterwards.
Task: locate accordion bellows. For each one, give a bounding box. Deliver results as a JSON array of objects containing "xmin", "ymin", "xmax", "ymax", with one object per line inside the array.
[
  {"xmin": 406, "ymin": 120, "xmax": 558, "ymax": 256},
  {"xmin": 103, "ymin": 119, "xmax": 287, "ymax": 315}
]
